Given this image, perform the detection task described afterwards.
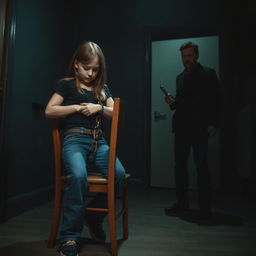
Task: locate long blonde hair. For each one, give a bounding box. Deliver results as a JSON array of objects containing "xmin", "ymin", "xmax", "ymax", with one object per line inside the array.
[{"xmin": 65, "ymin": 41, "xmax": 107, "ymax": 101}]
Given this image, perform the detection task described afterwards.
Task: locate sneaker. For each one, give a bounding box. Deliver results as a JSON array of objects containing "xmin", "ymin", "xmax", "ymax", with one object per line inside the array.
[
  {"xmin": 84, "ymin": 213, "xmax": 106, "ymax": 243},
  {"xmin": 59, "ymin": 240, "xmax": 78, "ymax": 256},
  {"xmin": 165, "ymin": 201, "xmax": 189, "ymax": 216}
]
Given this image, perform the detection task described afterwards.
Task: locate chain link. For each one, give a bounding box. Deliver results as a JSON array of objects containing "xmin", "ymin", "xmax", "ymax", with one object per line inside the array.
[{"xmin": 90, "ymin": 100, "xmax": 102, "ymax": 152}]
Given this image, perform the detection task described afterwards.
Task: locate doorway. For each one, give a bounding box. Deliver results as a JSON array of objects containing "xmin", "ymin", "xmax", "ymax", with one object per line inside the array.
[{"xmin": 150, "ymin": 35, "xmax": 220, "ymax": 191}]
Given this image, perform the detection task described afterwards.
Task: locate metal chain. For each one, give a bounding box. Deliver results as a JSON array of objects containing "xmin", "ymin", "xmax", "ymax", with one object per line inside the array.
[{"xmin": 90, "ymin": 100, "xmax": 102, "ymax": 152}]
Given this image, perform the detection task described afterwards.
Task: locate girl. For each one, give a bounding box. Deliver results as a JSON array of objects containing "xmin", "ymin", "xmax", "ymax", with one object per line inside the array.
[{"xmin": 45, "ymin": 41, "xmax": 126, "ymax": 256}]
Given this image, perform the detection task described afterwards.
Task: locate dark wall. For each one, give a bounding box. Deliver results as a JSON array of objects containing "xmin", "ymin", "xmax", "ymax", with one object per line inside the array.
[
  {"xmin": 218, "ymin": 1, "xmax": 256, "ymax": 192},
  {"xmin": 4, "ymin": 0, "xmax": 77, "ymax": 218}
]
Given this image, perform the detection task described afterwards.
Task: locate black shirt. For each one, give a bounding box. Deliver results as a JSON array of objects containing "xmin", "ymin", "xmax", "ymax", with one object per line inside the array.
[
  {"xmin": 54, "ymin": 79, "xmax": 112, "ymax": 130},
  {"xmin": 174, "ymin": 68, "xmax": 204, "ymax": 132},
  {"xmin": 173, "ymin": 63, "xmax": 221, "ymax": 133}
]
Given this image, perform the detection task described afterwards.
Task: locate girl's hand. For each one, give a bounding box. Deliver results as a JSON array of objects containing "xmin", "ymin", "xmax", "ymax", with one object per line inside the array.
[{"xmin": 79, "ymin": 103, "xmax": 101, "ymax": 116}]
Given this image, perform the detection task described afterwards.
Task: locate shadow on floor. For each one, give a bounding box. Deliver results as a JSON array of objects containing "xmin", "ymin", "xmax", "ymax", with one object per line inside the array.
[{"xmin": 176, "ymin": 208, "xmax": 244, "ymax": 226}]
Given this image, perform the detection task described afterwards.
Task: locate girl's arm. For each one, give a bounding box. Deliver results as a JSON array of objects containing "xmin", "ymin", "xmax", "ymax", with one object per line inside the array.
[
  {"xmin": 102, "ymin": 97, "xmax": 114, "ymax": 118},
  {"xmin": 45, "ymin": 93, "xmax": 85, "ymax": 118},
  {"xmin": 79, "ymin": 97, "xmax": 114, "ymax": 119}
]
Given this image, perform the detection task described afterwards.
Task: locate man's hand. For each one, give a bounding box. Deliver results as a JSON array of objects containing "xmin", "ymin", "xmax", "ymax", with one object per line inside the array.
[
  {"xmin": 165, "ymin": 93, "xmax": 175, "ymax": 105},
  {"xmin": 208, "ymin": 126, "xmax": 217, "ymax": 136},
  {"xmin": 79, "ymin": 103, "xmax": 101, "ymax": 116}
]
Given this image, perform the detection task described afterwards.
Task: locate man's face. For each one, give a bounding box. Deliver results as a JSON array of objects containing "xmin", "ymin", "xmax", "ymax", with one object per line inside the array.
[{"xmin": 181, "ymin": 47, "xmax": 198, "ymax": 70}]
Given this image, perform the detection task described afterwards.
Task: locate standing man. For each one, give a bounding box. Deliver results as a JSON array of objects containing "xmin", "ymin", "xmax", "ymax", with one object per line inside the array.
[{"xmin": 164, "ymin": 42, "xmax": 221, "ymax": 219}]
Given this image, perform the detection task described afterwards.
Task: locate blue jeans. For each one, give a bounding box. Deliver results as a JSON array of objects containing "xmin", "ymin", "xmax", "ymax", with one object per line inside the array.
[{"xmin": 59, "ymin": 131, "xmax": 126, "ymax": 242}]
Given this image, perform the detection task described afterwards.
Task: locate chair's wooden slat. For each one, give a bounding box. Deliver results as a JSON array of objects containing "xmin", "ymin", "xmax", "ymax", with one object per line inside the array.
[
  {"xmin": 85, "ymin": 207, "xmax": 108, "ymax": 212},
  {"xmin": 87, "ymin": 176, "xmax": 108, "ymax": 184},
  {"xmin": 88, "ymin": 184, "xmax": 108, "ymax": 193},
  {"xmin": 106, "ymin": 98, "xmax": 122, "ymax": 256}
]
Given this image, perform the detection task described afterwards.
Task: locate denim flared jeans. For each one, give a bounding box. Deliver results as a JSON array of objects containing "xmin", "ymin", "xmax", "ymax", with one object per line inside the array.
[{"xmin": 59, "ymin": 131, "xmax": 126, "ymax": 242}]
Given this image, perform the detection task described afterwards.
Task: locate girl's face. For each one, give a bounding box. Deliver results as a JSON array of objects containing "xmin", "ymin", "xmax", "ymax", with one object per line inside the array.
[{"xmin": 75, "ymin": 56, "xmax": 100, "ymax": 85}]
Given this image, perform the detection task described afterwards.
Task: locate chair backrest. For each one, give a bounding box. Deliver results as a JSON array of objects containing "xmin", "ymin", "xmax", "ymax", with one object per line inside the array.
[
  {"xmin": 51, "ymin": 119, "xmax": 62, "ymax": 183},
  {"xmin": 107, "ymin": 98, "xmax": 122, "ymax": 192},
  {"xmin": 50, "ymin": 98, "xmax": 122, "ymax": 184}
]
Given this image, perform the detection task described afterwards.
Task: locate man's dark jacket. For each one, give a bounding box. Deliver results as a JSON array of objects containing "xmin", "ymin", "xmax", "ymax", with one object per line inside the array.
[{"xmin": 171, "ymin": 63, "xmax": 221, "ymax": 133}]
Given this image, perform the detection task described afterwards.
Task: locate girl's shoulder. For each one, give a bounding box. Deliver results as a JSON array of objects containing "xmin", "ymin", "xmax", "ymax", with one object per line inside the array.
[
  {"xmin": 58, "ymin": 78, "xmax": 75, "ymax": 86},
  {"xmin": 57, "ymin": 78, "xmax": 76, "ymax": 90},
  {"xmin": 55, "ymin": 78, "xmax": 76, "ymax": 97},
  {"xmin": 103, "ymin": 84, "xmax": 112, "ymax": 97}
]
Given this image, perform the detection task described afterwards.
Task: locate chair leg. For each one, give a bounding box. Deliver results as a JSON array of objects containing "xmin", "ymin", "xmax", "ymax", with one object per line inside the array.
[
  {"xmin": 47, "ymin": 185, "xmax": 62, "ymax": 248},
  {"xmin": 122, "ymin": 180, "xmax": 129, "ymax": 240},
  {"xmin": 108, "ymin": 208, "xmax": 118, "ymax": 256}
]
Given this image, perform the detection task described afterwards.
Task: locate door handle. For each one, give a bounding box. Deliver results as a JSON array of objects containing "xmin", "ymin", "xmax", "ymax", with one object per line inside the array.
[{"xmin": 154, "ymin": 111, "xmax": 166, "ymax": 122}]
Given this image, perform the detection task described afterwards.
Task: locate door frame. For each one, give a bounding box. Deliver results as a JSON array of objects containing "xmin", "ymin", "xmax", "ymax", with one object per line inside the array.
[
  {"xmin": 143, "ymin": 27, "xmax": 219, "ymax": 188},
  {"xmin": 0, "ymin": 0, "xmax": 16, "ymax": 222}
]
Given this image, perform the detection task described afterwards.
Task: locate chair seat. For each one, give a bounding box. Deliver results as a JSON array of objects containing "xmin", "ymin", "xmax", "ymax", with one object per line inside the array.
[
  {"xmin": 88, "ymin": 175, "xmax": 108, "ymax": 184},
  {"xmin": 88, "ymin": 174, "xmax": 130, "ymax": 193},
  {"xmin": 88, "ymin": 173, "xmax": 131, "ymax": 184},
  {"xmin": 61, "ymin": 173, "xmax": 130, "ymax": 185}
]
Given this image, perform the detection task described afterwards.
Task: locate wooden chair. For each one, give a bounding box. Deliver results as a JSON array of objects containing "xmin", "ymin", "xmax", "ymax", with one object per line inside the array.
[{"xmin": 47, "ymin": 98, "xmax": 130, "ymax": 256}]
